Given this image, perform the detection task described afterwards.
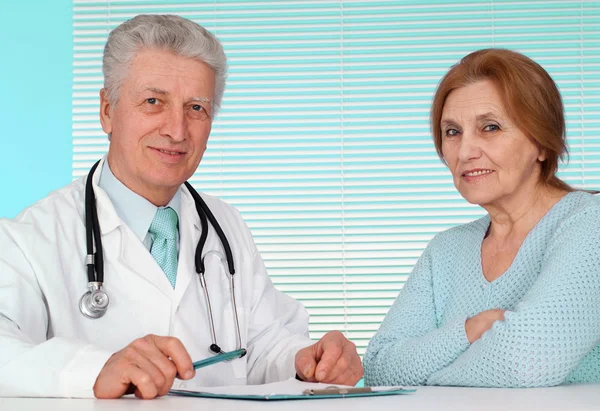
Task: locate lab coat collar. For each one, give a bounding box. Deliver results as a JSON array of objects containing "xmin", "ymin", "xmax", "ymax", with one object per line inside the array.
[
  {"xmin": 89, "ymin": 157, "xmax": 173, "ymax": 302},
  {"xmin": 97, "ymin": 159, "xmax": 183, "ymax": 245},
  {"xmin": 91, "ymin": 157, "xmax": 122, "ymax": 236},
  {"xmin": 92, "ymin": 156, "xmax": 187, "ymax": 239},
  {"xmin": 171, "ymin": 185, "xmax": 202, "ymax": 306},
  {"xmin": 91, "ymin": 156, "xmax": 203, "ymax": 306},
  {"xmin": 181, "ymin": 183, "xmax": 202, "ymax": 232}
]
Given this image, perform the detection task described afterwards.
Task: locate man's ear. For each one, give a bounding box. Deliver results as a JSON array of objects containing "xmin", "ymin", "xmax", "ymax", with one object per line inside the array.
[{"xmin": 99, "ymin": 88, "xmax": 113, "ymax": 137}]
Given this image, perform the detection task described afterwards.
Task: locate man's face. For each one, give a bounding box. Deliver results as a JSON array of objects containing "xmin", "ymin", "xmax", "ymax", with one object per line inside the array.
[{"xmin": 100, "ymin": 48, "xmax": 215, "ymax": 205}]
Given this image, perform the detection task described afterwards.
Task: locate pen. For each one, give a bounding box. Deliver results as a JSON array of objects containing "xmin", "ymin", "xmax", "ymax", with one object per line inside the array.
[
  {"xmin": 192, "ymin": 348, "xmax": 247, "ymax": 369},
  {"xmin": 303, "ymin": 387, "xmax": 373, "ymax": 395},
  {"xmin": 177, "ymin": 348, "xmax": 247, "ymax": 379}
]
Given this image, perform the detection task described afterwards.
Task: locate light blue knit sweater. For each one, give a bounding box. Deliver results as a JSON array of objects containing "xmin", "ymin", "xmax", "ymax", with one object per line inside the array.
[{"xmin": 364, "ymin": 191, "xmax": 600, "ymax": 387}]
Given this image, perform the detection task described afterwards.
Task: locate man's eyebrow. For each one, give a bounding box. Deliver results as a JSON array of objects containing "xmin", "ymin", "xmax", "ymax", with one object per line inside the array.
[
  {"xmin": 140, "ymin": 88, "xmax": 211, "ymax": 104},
  {"xmin": 190, "ymin": 97, "xmax": 211, "ymax": 103},
  {"xmin": 144, "ymin": 87, "xmax": 168, "ymax": 95}
]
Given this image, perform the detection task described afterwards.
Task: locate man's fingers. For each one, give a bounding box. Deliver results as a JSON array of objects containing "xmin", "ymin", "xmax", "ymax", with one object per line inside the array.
[
  {"xmin": 328, "ymin": 369, "xmax": 354, "ymax": 386},
  {"xmin": 328, "ymin": 366, "xmax": 363, "ymax": 386},
  {"xmin": 95, "ymin": 363, "xmax": 158, "ymax": 399},
  {"xmin": 295, "ymin": 346, "xmax": 318, "ymax": 381},
  {"xmin": 125, "ymin": 365, "xmax": 159, "ymax": 400},
  {"xmin": 116, "ymin": 345, "xmax": 167, "ymax": 397},
  {"xmin": 125, "ymin": 346, "xmax": 169, "ymax": 392},
  {"xmin": 149, "ymin": 335, "xmax": 195, "ymax": 380},
  {"xmin": 316, "ymin": 341, "xmax": 357, "ymax": 383},
  {"xmin": 94, "ymin": 335, "xmax": 195, "ymax": 399},
  {"xmin": 149, "ymin": 356, "xmax": 178, "ymax": 396},
  {"xmin": 132, "ymin": 338, "xmax": 180, "ymax": 395},
  {"xmin": 314, "ymin": 340, "xmax": 343, "ymax": 381},
  {"xmin": 333, "ymin": 349, "xmax": 364, "ymax": 386}
]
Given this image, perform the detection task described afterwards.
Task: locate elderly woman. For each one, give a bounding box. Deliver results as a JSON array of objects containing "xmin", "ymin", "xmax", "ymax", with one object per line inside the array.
[{"xmin": 363, "ymin": 48, "xmax": 600, "ymax": 388}]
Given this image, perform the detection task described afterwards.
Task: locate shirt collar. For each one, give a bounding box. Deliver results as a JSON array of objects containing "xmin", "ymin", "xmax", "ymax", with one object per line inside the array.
[{"xmin": 97, "ymin": 160, "xmax": 182, "ymax": 242}]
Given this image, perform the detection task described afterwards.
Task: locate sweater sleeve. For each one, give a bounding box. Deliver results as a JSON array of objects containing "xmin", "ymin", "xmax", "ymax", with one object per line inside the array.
[
  {"xmin": 363, "ymin": 243, "xmax": 470, "ymax": 386},
  {"xmin": 428, "ymin": 203, "xmax": 600, "ymax": 387}
]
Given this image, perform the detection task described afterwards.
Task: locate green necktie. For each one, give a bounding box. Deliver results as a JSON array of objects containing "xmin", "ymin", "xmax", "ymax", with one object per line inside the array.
[{"xmin": 149, "ymin": 207, "xmax": 179, "ymax": 288}]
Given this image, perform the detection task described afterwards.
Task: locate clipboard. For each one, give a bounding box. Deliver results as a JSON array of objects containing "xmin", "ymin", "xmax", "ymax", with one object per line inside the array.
[{"xmin": 169, "ymin": 380, "xmax": 416, "ymax": 401}]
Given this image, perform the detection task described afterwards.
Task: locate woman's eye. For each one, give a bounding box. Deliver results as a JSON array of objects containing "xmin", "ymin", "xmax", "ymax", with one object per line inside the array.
[{"xmin": 484, "ymin": 124, "xmax": 500, "ymax": 132}]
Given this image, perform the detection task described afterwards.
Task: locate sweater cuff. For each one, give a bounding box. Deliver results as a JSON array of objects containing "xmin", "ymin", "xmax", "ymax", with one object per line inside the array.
[{"xmin": 439, "ymin": 317, "xmax": 470, "ymax": 356}]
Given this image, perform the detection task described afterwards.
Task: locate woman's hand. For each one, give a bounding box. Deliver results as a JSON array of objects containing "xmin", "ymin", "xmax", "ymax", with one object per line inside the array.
[{"xmin": 465, "ymin": 309, "xmax": 506, "ymax": 344}]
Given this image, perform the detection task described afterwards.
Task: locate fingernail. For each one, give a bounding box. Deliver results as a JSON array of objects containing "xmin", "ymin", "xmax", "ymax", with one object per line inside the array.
[
  {"xmin": 184, "ymin": 370, "xmax": 193, "ymax": 379},
  {"xmin": 316, "ymin": 371, "xmax": 326, "ymax": 381},
  {"xmin": 303, "ymin": 365, "xmax": 313, "ymax": 376}
]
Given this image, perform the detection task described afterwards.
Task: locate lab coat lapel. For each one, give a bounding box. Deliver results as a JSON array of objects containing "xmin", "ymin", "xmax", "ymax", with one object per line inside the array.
[
  {"xmin": 91, "ymin": 157, "xmax": 178, "ymax": 299},
  {"xmin": 117, "ymin": 227, "xmax": 174, "ymax": 298},
  {"xmin": 99, "ymin": 226, "xmax": 172, "ymax": 335},
  {"xmin": 94, "ymin": 188, "xmax": 174, "ymax": 299},
  {"xmin": 91, "ymin": 158, "xmax": 174, "ymax": 335},
  {"xmin": 172, "ymin": 189, "xmax": 201, "ymax": 306},
  {"xmin": 114, "ymin": 228, "xmax": 173, "ymax": 335}
]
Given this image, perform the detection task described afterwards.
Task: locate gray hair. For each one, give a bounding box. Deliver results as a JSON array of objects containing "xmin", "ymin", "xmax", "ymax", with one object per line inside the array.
[{"xmin": 103, "ymin": 14, "xmax": 227, "ymax": 115}]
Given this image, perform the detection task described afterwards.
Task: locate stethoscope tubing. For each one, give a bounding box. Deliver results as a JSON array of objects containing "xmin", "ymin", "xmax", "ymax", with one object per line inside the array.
[
  {"xmin": 80, "ymin": 159, "xmax": 244, "ymax": 356},
  {"xmin": 85, "ymin": 160, "xmax": 104, "ymax": 283},
  {"xmin": 200, "ymin": 250, "xmax": 243, "ymax": 354}
]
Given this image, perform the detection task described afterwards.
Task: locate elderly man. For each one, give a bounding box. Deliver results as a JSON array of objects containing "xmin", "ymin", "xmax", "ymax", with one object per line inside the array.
[{"xmin": 0, "ymin": 14, "xmax": 362, "ymax": 399}]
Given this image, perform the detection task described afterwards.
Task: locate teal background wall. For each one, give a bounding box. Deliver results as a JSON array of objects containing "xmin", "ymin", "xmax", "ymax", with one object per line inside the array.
[{"xmin": 0, "ymin": 0, "xmax": 72, "ymax": 218}]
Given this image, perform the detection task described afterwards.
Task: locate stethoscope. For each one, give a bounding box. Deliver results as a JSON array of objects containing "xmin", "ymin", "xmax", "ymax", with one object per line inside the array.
[{"xmin": 79, "ymin": 159, "xmax": 245, "ymax": 357}]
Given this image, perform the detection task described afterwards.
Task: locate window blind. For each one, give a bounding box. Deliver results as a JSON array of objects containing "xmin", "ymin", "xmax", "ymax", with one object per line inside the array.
[{"xmin": 72, "ymin": 0, "xmax": 600, "ymax": 355}]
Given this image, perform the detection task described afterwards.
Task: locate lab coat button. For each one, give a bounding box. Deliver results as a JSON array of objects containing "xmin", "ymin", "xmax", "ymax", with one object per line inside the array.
[{"xmin": 175, "ymin": 305, "xmax": 180, "ymax": 313}]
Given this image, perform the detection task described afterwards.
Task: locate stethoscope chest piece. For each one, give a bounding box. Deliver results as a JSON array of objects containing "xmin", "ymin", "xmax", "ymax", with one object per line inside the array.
[
  {"xmin": 79, "ymin": 161, "xmax": 236, "ymax": 346},
  {"xmin": 79, "ymin": 282, "xmax": 109, "ymax": 319}
]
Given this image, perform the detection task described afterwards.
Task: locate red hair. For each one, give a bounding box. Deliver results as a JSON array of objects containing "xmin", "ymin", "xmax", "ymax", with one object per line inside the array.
[{"xmin": 431, "ymin": 48, "xmax": 571, "ymax": 191}]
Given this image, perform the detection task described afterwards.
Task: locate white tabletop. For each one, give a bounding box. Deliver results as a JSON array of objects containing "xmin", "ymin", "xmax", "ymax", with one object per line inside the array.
[{"xmin": 2, "ymin": 384, "xmax": 600, "ymax": 411}]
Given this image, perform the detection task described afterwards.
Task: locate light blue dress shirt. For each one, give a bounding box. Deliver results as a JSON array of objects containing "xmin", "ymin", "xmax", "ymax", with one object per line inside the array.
[{"xmin": 97, "ymin": 160, "xmax": 181, "ymax": 251}]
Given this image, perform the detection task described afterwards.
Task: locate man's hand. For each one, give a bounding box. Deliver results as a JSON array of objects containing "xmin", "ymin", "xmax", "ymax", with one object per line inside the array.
[
  {"xmin": 465, "ymin": 309, "xmax": 506, "ymax": 344},
  {"xmin": 294, "ymin": 331, "xmax": 363, "ymax": 386},
  {"xmin": 94, "ymin": 335, "xmax": 195, "ymax": 399}
]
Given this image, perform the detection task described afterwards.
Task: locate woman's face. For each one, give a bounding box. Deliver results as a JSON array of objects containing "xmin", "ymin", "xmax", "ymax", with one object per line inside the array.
[{"xmin": 440, "ymin": 80, "xmax": 546, "ymax": 208}]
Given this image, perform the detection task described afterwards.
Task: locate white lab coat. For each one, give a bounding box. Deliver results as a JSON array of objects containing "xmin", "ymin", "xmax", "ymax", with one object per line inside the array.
[{"xmin": 0, "ymin": 158, "xmax": 313, "ymax": 398}]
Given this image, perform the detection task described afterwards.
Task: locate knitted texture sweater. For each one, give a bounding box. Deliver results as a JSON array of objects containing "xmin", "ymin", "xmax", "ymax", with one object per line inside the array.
[{"xmin": 364, "ymin": 191, "xmax": 600, "ymax": 387}]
